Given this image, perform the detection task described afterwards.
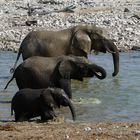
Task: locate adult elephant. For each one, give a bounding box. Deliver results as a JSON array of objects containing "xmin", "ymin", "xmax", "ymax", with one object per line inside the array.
[
  {"xmin": 5, "ymin": 55, "xmax": 106, "ymax": 98},
  {"xmin": 11, "ymin": 24, "xmax": 119, "ymax": 77},
  {"xmin": 11, "ymin": 88, "xmax": 76, "ymax": 122}
]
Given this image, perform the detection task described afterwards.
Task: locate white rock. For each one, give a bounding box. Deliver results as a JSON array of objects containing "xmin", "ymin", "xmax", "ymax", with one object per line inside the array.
[{"xmin": 84, "ymin": 127, "xmax": 92, "ymax": 131}]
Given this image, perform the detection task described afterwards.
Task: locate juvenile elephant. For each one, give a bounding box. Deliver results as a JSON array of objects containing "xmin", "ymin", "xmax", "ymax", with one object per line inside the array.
[
  {"xmin": 11, "ymin": 88, "xmax": 76, "ymax": 122},
  {"xmin": 5, "ymin": 55, "xmax": 106, "ymax": 98},
  {"xmin": 11, "ymin": 24, "xmax": 119, "ymax": 77}
]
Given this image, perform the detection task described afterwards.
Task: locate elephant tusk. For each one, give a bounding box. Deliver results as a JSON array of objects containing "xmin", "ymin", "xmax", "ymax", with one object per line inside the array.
[
  {"xmin": 104, "ymin": 41, "xmax": 116, "ymax": 54},
  {"xmin": 95, "ymin": 72, "xmax": 102, "ymax": 77},
  {"xmin": 94, "ymin": 69, "xmax": 106, "ymax": 80},
  {"xmin": 105, "ymin": 46, "xmax": 116, "ymax": 54}
]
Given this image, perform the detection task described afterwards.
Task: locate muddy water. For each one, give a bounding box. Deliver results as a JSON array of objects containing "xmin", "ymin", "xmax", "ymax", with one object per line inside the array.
[{"xmin": 0, "ymin": 51, "xmax": 140, "ymax": 122}]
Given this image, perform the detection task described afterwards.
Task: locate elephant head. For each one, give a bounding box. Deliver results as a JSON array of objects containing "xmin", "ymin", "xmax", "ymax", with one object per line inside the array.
[
  {"xmin": 89, "ymin": 30, "xmax": 119, "ymax": 77},
  {"xmin": 58, "ymin": 58, "xmax": 106, "ymax": 81},
  {"xmin": 40, "ymin": 88, "xmax": 76, "ymax": 120},
  {"xmin": 71, "ymin": 25, "xmax": 119, "ymax": 77}
]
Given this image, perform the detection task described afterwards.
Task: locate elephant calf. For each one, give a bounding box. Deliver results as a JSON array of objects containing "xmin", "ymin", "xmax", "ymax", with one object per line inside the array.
[
  {"xmin": 11, "ymin": 88, "xmax": 76, "ymax": 122},
  {"xmin": 5, "ymin": 55, "xmax": 106, "ymax": 98}
]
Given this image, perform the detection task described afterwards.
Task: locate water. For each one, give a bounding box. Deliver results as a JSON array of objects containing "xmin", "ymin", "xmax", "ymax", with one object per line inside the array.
[{"xmin": 0, "ymin": 51, "xmax": 140, "ymax": 122}]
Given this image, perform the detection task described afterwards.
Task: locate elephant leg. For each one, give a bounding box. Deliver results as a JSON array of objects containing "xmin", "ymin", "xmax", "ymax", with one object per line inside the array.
[
  {"xmin": 15, "ymin": 112, "xmax": 28, "ymax": 122},
  {"xmin": 41, "ymin": 111, "xmax": 54, "ymax": 121},
  {"xmin": 15, "ymin": 112, "xmax": 21, "ymax": 122},
  {"xmin": 59, "ymin": 79, "xmax": 72, "ymax": 99}
]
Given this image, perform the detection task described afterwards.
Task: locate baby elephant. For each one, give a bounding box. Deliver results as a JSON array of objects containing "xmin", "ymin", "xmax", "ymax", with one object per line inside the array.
[{"xmin": 11, "ymin": 88, "xmax": 76, "ymax": 122}]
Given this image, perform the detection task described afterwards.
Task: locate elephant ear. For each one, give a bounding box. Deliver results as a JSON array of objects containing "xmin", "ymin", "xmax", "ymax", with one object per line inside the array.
[
  {"xmin": 40, "ymin": 89, "xmax": 56, "ymax": 108},
  {"xmin": 90, "ymin": 32, "xmax": 107, "ymax": 54},
  {"xmin": 58, "ymin": 60, "xmax": 76, "ymax": 79},
  {"xmin": 71, "ymin": 30, "xmax": 92, "ymax": 57}
]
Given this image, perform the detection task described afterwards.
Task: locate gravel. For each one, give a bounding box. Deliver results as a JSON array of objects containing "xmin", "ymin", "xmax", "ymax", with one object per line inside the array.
[{"xmin": 0, "ymin": 0, "xmax": 140, "ymax": 52}]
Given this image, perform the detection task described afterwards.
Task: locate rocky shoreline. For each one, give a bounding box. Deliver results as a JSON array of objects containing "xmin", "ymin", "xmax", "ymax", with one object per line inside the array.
[{"xmin": 0, "ymin": 0, "xmax": 140, "ymax": 52}]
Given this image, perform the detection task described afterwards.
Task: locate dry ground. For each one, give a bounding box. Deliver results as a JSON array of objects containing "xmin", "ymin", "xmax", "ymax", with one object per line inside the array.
[{"xmin": 0, "ymin": 122, "xmax": 140, "ymax": 140}]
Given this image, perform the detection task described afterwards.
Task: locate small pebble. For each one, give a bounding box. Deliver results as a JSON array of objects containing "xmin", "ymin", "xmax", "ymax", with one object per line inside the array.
[
  {"xmin": 64, "ymin": 134, "xmax": 70, "ymax": 139},
  {"xmin": 84, "ymin": 127, "xmax": 91, "ymax": 131}
]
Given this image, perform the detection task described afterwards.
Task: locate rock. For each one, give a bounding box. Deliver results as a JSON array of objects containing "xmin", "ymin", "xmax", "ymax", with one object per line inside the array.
[
  {"xmin": 132, "ymin": 130, "xmax": 140, "ymax": 136},
  {"xmin": 131, "ymin": 46, "xmax": 140, "ymax": 51},
  {"xmin": 132, "ymin": 13, "xmax": 140, "ymax": 20},
  {"xmin": 0, "ymin": 0, "xmax": 140, "ymax": 52},
  {"xmin": 124, "ymin": 8, "xmax": 130, "ymax": 12},
  {"xmin": 64, "ymin": 134, "xmax": 70, "ymax": 139},
  {"xmin": 84, "ymin": 127, "xmax": 92, "ymax": 131}
]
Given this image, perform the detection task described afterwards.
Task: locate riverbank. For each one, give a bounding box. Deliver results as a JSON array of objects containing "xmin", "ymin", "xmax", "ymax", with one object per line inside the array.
[
  {"xmin": 0, "ymin": 0, "xmax": 140, "ymax": 52},
  {"xmin": 0, "ymin": 121, "xmax": 140, "ymax": 140}
]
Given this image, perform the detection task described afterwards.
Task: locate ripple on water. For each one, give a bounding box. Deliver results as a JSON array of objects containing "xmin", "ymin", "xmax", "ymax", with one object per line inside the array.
[{"xmin": 73, "ymin": 98, "xmax": 101, "ymax": 105}]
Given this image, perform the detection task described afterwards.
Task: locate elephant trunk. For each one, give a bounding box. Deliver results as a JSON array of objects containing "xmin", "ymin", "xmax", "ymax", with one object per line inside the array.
[
  {"xmin": 57, "ymin": 93, "xmax": 76, "ymax": 121},
  {"xmin": 89, "ymin": 64, "xmax": 107, "ymax": 79},
  {"xmin": 67, "ymin": 99, "xmax": 76, "ymax": 121},
  {"xmin": 51, "ymin": 89, "xmax": 76, "ymax": 120},
  {"xmin": 104, "ymin": 39, "xmax": 119, "ymax": 77}
]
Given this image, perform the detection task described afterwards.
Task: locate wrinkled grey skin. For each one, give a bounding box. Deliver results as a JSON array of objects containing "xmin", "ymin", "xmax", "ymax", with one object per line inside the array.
[
  {"xmin": 11, "ymin": 88, "xmax": 76, "ymax": 122},
  {"xmin": 11, "ymin": 25, "xmax": 119, "ymax": 77},
  {"xmin": 5, "ymin": 55, "xmax": 106, "ymax": 98}
]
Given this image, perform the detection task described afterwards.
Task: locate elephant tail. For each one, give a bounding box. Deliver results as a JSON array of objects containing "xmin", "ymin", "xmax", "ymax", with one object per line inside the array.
[
  {"xmin": 10, "ymin": 47, "xmax": 21, "ymax": 74},
  {"xmin": 4, "ymin": 73, "xmax": 15, "ymax": 90}
]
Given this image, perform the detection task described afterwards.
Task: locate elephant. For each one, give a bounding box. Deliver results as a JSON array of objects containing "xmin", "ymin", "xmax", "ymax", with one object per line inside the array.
[
  {"xmin": 11, "ymin": 24, "xmax": 119, "ymax": 77},
  {"xmin": 11, "ymin": 87, "xmax": 76, "ymax": 122},
  {"xmin": 5, "ymin": 55, "xmax": 106, "ymax": 98}
]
